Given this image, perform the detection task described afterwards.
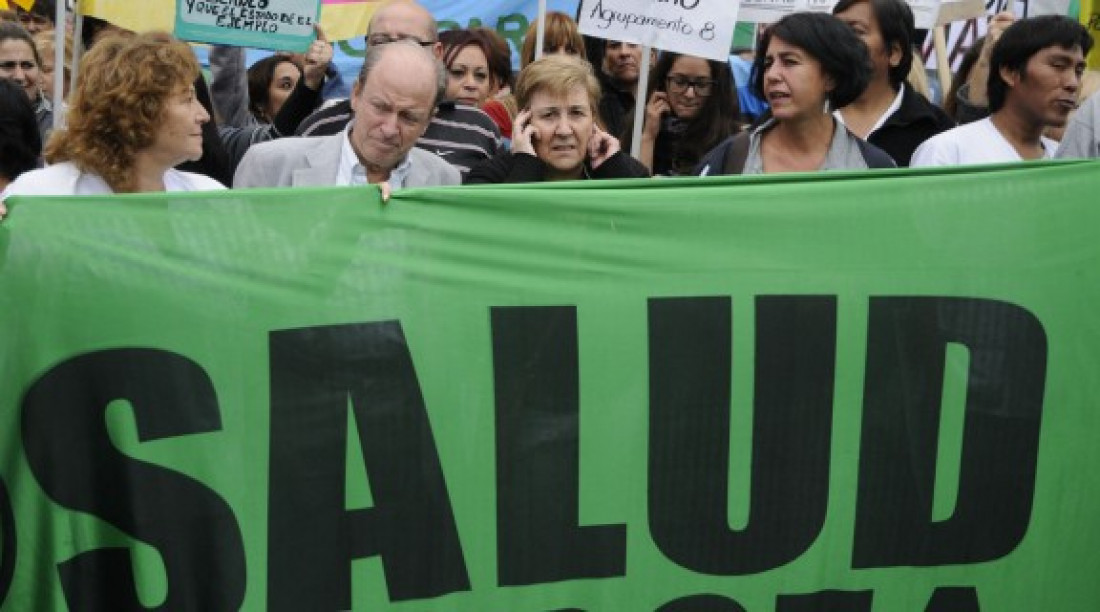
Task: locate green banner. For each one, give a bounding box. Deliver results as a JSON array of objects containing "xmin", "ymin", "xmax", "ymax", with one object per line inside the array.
[{"xmin": 2, "ymin": 162, "xmax": 1100, "ymax": 611}]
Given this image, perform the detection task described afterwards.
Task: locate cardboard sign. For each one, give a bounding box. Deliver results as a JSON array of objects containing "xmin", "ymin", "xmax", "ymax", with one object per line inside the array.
[
  {"xmin": 174, "ymin": 0, "xmax": 321, "ymax": 52},
  {"xmin": 577, "ymin": 0, "xmax": 738, "ymax": 62},
  {"xmin": 738, "ymin": 0, "xmax": 943, "ymax": 27}
]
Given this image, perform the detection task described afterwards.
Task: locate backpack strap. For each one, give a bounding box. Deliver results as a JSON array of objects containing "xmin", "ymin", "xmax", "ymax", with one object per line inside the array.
[
  {"xmin": 722, "ymin": 131, "xmax": 753, "ymax": 175},
  {"xmin": 855, "ymin": 137, "xmax": 897, "ymax": 169}
]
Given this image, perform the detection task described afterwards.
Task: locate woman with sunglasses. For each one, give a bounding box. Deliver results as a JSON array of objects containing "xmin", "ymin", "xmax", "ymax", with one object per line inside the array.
[
  {"xmin": 623, "ymin": 51, "xmax": 740, "ymax": 175},
  {"xmin": 696, "ymin": 13, "xmax": 895, "ymax": 175}
]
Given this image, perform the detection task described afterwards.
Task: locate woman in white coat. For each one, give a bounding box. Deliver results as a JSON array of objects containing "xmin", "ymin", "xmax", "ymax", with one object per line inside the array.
[{"xmin": 1, "ymin": 31, "xmax": 224, "ymax": 218}]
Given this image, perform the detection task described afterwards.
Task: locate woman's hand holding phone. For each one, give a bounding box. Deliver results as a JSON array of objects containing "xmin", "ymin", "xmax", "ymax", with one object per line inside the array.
[
  {"xmin": 512, "ymin": 109, "xmax": 539, "ymax": 157},
  {"xmin": 644, "ymin": 91, "xmax": 670, "ymax": 140}
]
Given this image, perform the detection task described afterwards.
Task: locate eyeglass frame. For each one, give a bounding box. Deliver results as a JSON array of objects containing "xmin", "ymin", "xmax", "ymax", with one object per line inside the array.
[
  {"xmin": 16, "ymin": 12, "xmax": 51, "ymax": 26},
  {"xmin": 365, "ymin": 34, "xmax": 436, "ymax": 48},
  {"xmin": 665, "ymin": 75, "xmax": 715, "ymax": 97},
  {"xmin": 0, "ymin": 60, "xmax": 39, "ymax": 72}
]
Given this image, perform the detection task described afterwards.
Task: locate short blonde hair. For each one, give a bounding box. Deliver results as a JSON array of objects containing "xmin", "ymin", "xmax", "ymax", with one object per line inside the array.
[
  {"xmin": 515, "ymin": 54, "xmax": 601, "ymax": 118},
  {"xmin": 44, "ymin": 31, "xmax": 200, "ymax": 192},
  {"xmin": 33, "ymin": 29, "xmax": 73, "ymax": 80}
]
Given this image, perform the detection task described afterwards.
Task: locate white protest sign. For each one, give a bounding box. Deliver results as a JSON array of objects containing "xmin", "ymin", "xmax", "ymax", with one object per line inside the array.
[
  {"xmin": 737, "ymin": 0, "xmax": 803, "ymax": 25},
  {"xmin": 577, "ymin": 0, "xmax": 738, "ymax": 62},
  {"xmin": 174, "ymin": 0, "xmax": 321, "ymax": 52},
  {"xmin": 934, "ymin": 0, "xmax": 986, "ymax": 25},
  {"xmin": 907, "ymin": 0, "xmax": 943, "ymax": 29},
  {"xmin": 738, "ymin": 0, "xmax": 943, "ymax": 28}
]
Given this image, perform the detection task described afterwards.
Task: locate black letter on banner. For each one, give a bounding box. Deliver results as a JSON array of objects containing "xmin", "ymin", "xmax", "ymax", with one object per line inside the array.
[
  {"xmin": 268, "ymin": 322, "xmax": 469, "ymax": 607},
  {"xmin": 925, "ymin": 586, "xmax": 980, "ymax": 611},
  {"xmin": 0, "ymin": 478, "xmax": 14, "ymax": 605},
  {"xmin": 20, "ymin": 349, "xmax": 245, "ymax": 610},
  {"xmin": 776, "ymin": 590, "xmax": 873, "ymax": 611},
  {"xmin": 648, "ymin": 296, "xmax": 836, "ymax": 574},
  {"xmin": 656, "ymin": 594, "xmax": 747, "ymax": 612},
  {"xmin": 492, "ymin": 306, "xmax": 627, "ymax": 586},
  {"xmin": 854, "ymin": 297, "xmax": 1047, "ymax": 567}
]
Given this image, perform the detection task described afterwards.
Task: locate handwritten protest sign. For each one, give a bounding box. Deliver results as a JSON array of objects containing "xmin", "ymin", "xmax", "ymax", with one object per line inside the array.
[
  {"xmin": 738, "ymin": 0, "xmax": 942, "ymax": 28},
  {"xmin": 174, "ymin": 0, "xmax": 321, "ymax": 52},
  {"xmin": 577, "ymin": 0, "xmax": 737, "ymax": 62}
]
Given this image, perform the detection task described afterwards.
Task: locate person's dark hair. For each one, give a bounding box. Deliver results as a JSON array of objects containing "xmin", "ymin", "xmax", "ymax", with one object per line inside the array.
[
  {"xmin": 751, "ymin": 12, "xmax": 872, "ymax": 110},
  {"xmin": 476, "ymin": 26, "xmax": 514, "ymax": 91},
  {"xmin": 0, "ymin": 21, "xmax": 41, "ymax": 66},
  {"xmin": 833, "ymin": 0, "xmax": 914, "ymax": 89},
  {"xmin": 80, "ymin": 15, "xmax": 111, "ymax": 51},
  {"xmin": 357, "ymin": 39, "xmax": 446, "ymax": 107},
  {"xmin": 247, "ymin": 55, "xmax": 301, "ymax": 122},
  {"xmin": 622, "ymin": 51, "xmax": 740, "ymax": 174},
  {"xmin": 988, "ymin": 15, "xmax": 1093, "ymax": 113},
  {"xmin": 0, "ymin": 78, "xmax": 40, "ymax": 182},
  {"xmin": 28, "ymin": 0, "xmax": 55, "ymax": 21}
]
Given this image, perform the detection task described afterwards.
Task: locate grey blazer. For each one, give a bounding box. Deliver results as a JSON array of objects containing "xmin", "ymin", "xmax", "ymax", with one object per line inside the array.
[{"xmin": 232, "ymin": 132, "xmax": 461, "ymax": 188}]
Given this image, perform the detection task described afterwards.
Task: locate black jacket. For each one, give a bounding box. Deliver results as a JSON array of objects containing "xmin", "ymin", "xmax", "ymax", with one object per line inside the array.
[
  {"xmin": 464, "ymin": 150, "xmax": 649, "ymax": 184},
  {"xmin": 867, "ymin": 86, "xmax": 956, "ymax": 167}
]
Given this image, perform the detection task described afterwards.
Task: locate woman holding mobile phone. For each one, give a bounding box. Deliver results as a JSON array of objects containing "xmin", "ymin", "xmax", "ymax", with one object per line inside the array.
[
  {"xmin": 622, "ymin": 51, "xmax": 740, "ymax": 176},
  {"xmin": 464, "ymin": 55, "xmax": 649, "ymax": 184}
]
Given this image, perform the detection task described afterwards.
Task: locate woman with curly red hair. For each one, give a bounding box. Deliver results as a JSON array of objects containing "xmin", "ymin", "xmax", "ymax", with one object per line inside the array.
[{"xmin": 1, "ymin": 31, "xmax": 224, "ymax": 207}]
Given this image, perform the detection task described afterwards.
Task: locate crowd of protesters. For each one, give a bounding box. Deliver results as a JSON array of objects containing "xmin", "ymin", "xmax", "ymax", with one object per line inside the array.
[{"xmin": 1, "ymin": 0, "xmax": 1099, "ymax": 214}]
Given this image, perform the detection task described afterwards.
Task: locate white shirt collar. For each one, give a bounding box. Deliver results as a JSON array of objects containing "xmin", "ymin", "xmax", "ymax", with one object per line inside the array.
[
  {"xmin": 833, "ymin": 84, "xmax": 906, "ymax": 138},
  {"xmin": 338, "ymin": 122, "xmax": 414, "ymax": 189}
]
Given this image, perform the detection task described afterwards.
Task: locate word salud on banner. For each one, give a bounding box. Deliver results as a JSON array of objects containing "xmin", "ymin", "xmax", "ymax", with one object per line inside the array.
[{"xmin": 2, "ymin": 162, "xmax": 1100, "ymax": 610}]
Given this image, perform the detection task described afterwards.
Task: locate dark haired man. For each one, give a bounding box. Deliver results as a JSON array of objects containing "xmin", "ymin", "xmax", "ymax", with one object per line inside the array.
[
  {"xmin": 833, "ymin": 0, "xmax": 954, "ymax": 166},
  {"xmin": 912, "ymin": 15, "xmax": 1091, "ymax": 166},
  {"xmin": 14, "ymin": 0, "xmax": 53, "ymax": 35}
]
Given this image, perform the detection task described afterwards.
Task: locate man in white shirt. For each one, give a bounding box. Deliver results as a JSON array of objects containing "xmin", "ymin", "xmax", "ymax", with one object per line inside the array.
[
  {"xmin": 233, "ymin": 39, "xmax": 460, "ymax": 197},
  {"xmin": 912, "ymin": 16, "xmax": 1091, "ymax": 167}
]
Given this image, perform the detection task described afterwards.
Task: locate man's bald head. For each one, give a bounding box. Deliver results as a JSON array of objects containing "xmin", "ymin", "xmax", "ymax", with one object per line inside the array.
[
  {"xmin": 356, "ymin": 38, "xmax": 445, "ymax": 107},
  {"xmin": 366, "ymin": 1, "xmax": 437, "ymax": 47}
]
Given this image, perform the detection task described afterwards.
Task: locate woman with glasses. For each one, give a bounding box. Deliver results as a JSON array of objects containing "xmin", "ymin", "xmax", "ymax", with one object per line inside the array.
[
  {"xmin": 623, "ymin": 51, "xmax": 740, "ymax": 176},
  {"xmin": 0, "ymin": 22, "xmax": 53, "ymax": 143},
  {"xmin": 696, "ymin": 12, "xmax": 894, "ymax": 175}
]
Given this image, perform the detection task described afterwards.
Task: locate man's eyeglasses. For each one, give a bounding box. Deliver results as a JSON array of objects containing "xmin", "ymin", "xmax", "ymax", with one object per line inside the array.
[
  {"xmin": 366, "ymin": 34, "xmax": 435, "ymax": 48},
  {"xmin": 0, "ymin": 60, "xmax": 37, "ymax": 72},
  {"xmin": 17, "ymin": 13, "xmax": 50, "ymax": 26},
  {"xmin": 666, "ymin": 75, "xmax": 714, "ymax": 96}
]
